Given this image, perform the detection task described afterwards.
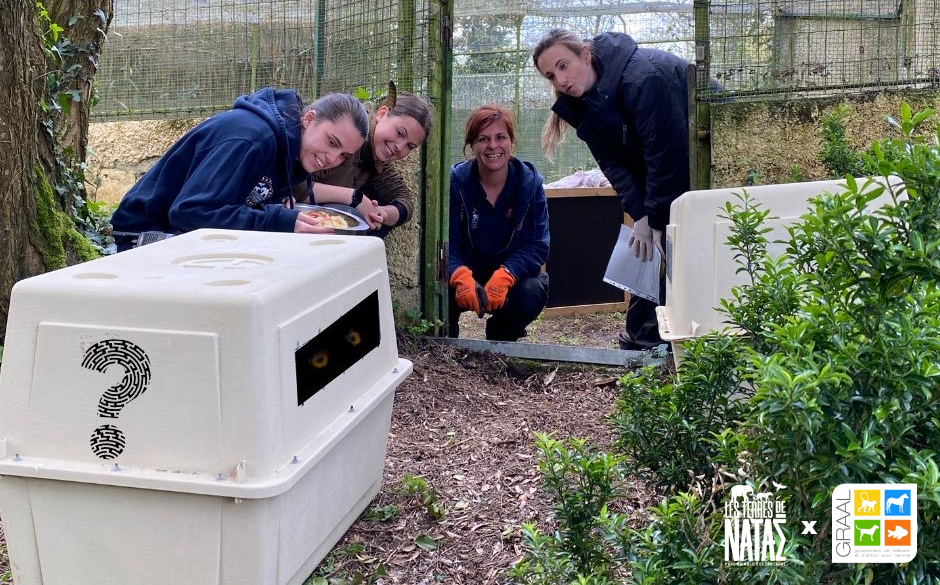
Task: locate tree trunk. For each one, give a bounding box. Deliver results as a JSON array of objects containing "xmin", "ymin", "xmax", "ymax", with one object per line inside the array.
[
  {"xmin": 0, "ymin": 0, "xmax": 113, "ymax": 342},
  {"xmin": 1, "ymin": 1, "xmax": 47, "ymax": 342},
  {"xmin": 47, "ymin": 0, "xmax": 114, "ymax": 166}
]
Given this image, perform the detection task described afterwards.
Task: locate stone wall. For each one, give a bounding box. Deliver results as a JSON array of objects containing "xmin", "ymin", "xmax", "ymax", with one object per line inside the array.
[
  {"xmin": 711, "ymin": 90, "xmax": 940, "ymax": 189},
  {"xmin": 87, "ymin": 119, "xmax": 424, "ymax": 316}
]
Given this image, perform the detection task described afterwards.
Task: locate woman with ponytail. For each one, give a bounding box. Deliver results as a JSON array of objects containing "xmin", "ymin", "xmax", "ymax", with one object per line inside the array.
[
  {"xmin": 298, "ymin": 82, "xmax": 433, "ymax": 237},
  {"xmin": 533, "ymin": 29, "xmax": 690, "ymax": 350}
]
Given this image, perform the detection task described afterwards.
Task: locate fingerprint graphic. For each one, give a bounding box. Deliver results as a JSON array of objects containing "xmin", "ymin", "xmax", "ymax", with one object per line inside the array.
[
  {"xmin": 81, "ymin": 339, "xmax": 152, "ymax": 418},
  {"xmin": 90, "ymin": 424, "xmax": 127, "ymax": 459}
]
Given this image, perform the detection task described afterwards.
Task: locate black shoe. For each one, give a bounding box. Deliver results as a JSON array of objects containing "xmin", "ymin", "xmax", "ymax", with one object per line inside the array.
[
  {"xmin": 618, "ymin": 332, "xmax": 643, "ymax": 350},
  {"xmin": 618, "ymin": 332, "xmax": 670, "ymax": 352}
]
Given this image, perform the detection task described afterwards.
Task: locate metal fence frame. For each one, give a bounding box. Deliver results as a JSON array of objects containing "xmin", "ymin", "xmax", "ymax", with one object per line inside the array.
[{"xmin": 90, "ymin": 0, "xmax": 940, "ymax": 324}]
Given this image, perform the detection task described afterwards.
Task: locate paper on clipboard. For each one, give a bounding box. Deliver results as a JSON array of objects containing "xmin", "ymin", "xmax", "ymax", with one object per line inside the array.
[{"xmin": 603, "ymin": 225, "xmax": 662, "ymax": 304}]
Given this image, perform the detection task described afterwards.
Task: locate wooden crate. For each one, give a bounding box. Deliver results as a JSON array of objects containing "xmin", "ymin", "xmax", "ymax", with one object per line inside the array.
[{"xmin": 543, "ymin": 187, "xmax": 629, "ymax": 317}]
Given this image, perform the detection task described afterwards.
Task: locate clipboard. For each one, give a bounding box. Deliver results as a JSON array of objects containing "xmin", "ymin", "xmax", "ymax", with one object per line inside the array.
[{"xmin": 602, "ymin": 225, "xmax": 662, "ymax": 304}]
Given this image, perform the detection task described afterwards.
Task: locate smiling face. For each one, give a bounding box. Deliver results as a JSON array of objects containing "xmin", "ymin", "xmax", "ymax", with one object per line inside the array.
[
  {"xmin": 536, "ymin": 44, "xmax": 597, "ymax": 98},
  {"xmin": 298, "ymin": 110, "xmax": 366, "ymax": 173},
  {"xmin": 371, "ymin": 106, "xmax": 427, "ymax": 163},
  {"xmin": 471, "ymin": 119, "xmax": 513, "ymax": 175}
]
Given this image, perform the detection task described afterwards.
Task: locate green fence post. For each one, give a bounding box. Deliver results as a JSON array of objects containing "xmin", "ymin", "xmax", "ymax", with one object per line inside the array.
[
  {"xmin": 423, "ymin": 0, "xmax": 453, "ymax": 334},
  {"xmin": 314, "ymin": 0, "xmax": 326, "ymax": 97},
  {"xmin": 692, "ymin": 0, "xmax": 712, "ymax": 190},
  {"xmin": 250, "ymin": 22, "xmax": 260, "ymax": 93}
]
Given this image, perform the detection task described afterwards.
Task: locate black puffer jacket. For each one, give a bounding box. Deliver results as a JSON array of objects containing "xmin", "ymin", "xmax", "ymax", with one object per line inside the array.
[{"xmin": 551, "ymin": 32, "xmax": 690, "ymax": 230}]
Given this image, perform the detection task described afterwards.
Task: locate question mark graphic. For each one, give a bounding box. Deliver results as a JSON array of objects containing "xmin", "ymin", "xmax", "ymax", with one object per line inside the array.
[{"xmin": 82, "ymin": 339, "xmax": 152, "ymax": 459}]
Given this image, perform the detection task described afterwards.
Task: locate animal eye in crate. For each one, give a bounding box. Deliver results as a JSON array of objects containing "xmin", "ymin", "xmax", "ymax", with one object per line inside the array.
[
  {"xmin": 309, "ymin": 350, "xmax": 329, "ymax": 369},
  {"xmin": 295, "ymin": 291, "xmax": 381, "ymax": 406}
]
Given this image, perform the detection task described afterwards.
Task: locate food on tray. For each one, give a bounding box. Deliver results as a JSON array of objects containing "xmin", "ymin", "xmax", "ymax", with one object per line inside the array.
[{"xmin": 303, "ymin": 210, "xmax": 351, "ymax": 229}]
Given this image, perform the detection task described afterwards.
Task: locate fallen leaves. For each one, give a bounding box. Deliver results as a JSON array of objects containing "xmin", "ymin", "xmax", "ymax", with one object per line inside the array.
[{"xmin": 310, "ymin": 338, "xmax": 649, "ymax": 584}]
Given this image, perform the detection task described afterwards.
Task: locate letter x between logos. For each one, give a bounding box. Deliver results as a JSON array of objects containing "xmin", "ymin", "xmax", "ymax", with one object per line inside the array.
[{"xmin": 802, "ymin": 521, "xmax": 817, "ymax": 535}]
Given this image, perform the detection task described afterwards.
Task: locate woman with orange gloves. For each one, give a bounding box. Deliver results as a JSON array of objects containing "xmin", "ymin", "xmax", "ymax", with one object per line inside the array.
[{"xmin": 447, "ymin": 104, "xmax": 550, "ymax": 341}]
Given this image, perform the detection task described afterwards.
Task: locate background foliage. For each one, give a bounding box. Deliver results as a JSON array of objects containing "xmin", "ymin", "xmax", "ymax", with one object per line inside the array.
[{"xmin": 511, "ymin": 104, "xmax": 940, "ymax": 583}]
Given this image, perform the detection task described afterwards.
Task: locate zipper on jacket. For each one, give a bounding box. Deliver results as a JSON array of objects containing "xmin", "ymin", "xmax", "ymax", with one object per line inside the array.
[
  {"xmin": 497, "ymin": 202, "xmax": 531, "ymax": 256},
  {"xmin": 457, "ymin": 186, "xmax": 474, "ymax": 257}
]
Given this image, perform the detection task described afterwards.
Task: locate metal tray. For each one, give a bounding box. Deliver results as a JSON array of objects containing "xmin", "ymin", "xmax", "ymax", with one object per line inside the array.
[{"xmin": 294, "ymin": 203, "xmax": 370, "ymax": 235}]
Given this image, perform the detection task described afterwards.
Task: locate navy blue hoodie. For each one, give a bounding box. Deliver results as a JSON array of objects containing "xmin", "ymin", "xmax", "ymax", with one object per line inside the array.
[
  {"xmin": 448, "ymin": 157, "xmax": 550, "ymax": 281},
  {"xmin": 551, "ymin": 32, "xmax": 690, "ymax": 230},
  {"xmin": 111, "ymin": 88, "xmax": 306, "ymax": 235}
]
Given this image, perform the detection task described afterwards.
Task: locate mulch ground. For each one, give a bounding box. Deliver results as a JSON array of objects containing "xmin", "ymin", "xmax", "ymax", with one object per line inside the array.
[{"xmin": 311, "ymin": 335, "xmax": 655, "ymax": 584}]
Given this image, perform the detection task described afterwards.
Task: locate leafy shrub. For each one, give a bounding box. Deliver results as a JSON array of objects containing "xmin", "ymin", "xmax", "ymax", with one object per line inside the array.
[
  {"xmin": 631, "ymin": 104, "xmax": 940, "ymax": 583},
  {"xmin": 509, "ymin": 434, "xmax": 624, "ymax": 583},
  {"xmin": 626, "ymin": 492, "xmax": 722, "ymax": 584},
  {"xmin": 819, "ymin": 105, "xmax": 867, "ymax": 178},
  {"xmin": 610, "ymin": 335, "xmax": 747, "ymax": 492}
]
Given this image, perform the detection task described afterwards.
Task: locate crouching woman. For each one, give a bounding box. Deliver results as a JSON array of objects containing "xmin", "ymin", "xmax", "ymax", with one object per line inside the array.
[{"xmin": 447, "ymin": 104, "xmax": 550, "ymax": 341}]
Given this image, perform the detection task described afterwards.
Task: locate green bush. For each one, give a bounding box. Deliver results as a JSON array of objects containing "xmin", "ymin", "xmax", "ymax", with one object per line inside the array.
[
  {"xmin": 630, "ymin": 104, "xmax": 939, "ymax": 582},
  {"xmin": 610, "ymin": 335, "xmax": 747, "ymax": 493},
  {"xmin": 508, "ymin": 434, "xmax": 624, "ymax": 583},
  {"xmin": 819, "ymin": 105, "xmax": 867, "ymax": 178}
]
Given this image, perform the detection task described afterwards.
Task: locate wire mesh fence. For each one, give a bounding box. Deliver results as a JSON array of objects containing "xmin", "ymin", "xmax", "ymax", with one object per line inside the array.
[
  {"xmin": 706, "ymin": 0, "xmax": 940, "ymax": 100},
  {"xmin": 450, "ymin": 1, "xmax": 695, "ymax": 183},
  {"xmin": 94, "ymin": 0, "xmax": 432, "ymax": 119},
  {"xmin": 93, "ymin": 0, "xmax": 940, "ymax": 182}
]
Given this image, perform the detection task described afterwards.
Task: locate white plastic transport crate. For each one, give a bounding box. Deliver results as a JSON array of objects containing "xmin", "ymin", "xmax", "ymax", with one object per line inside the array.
[
  {"xmin": 656, "ymin": 176, "xmax": 902, "ymax": 348},
  {"xmin": 0, "ymin": 229, "xmax": 412, "ymax": 585}
]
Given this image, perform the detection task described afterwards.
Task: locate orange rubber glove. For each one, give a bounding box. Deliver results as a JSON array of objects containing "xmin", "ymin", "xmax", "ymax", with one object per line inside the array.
[
  {"xmin": 484, "ymin": 266, "xmax": 516, "ymax": 311},
  {"xmin": 450, "ymin": 266, "xmax": 487, "ymax": 317}
]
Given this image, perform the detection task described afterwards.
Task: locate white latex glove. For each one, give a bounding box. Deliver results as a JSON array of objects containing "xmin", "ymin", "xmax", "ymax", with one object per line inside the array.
[{"xmin": 628, "ymin": 216, "xmax": 654, "ymax": 261}]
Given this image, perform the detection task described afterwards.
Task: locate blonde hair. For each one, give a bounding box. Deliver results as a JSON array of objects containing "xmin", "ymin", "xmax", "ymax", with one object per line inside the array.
[{"xmin": 532, "ymin": 29, "xmax": 593, "ymax": 161}]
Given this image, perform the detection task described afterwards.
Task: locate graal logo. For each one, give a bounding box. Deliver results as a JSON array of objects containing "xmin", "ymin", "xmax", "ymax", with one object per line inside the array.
[
  {"xmin": 832, "ymin": 483, "xmax": 917, "ymax": 563},
  {"xmin": 723, "ymin": 482, "xmax": 788, "ymax": 565}
]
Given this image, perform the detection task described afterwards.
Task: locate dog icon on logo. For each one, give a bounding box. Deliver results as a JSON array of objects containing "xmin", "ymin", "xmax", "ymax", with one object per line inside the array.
[{"xmin": 856, "ymin": 523, "xmax": 879, "ymax": 542}]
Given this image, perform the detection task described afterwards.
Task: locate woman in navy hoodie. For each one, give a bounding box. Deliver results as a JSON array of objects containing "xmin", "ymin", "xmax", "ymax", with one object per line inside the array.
[
  {"xmin": 448, "ymin": 104, "xmax": 550, "ymax": 341},
  {"xmin": 533, "ymin": 29, "xmax": 690, "ymax": 351},
  {"xmin": 110, "ymin": 89, "xmax": 369, "ymax": 251}
]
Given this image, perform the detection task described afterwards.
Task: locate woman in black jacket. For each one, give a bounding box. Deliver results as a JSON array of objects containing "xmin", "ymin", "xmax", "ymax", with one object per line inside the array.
[{"xmin": 533, "ymin": 29, "xmax": 690, "ymax": 350}]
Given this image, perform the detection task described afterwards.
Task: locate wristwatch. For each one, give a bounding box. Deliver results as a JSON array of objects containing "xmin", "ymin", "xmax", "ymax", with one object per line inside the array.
[{"xmin": 350, "ymin": 188, "xmax": 364, "ymax": 208}]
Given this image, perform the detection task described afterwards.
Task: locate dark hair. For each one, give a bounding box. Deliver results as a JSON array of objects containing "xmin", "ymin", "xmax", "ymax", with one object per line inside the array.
[
  {"xmin": 532, "ymin": 29, "xmax": 594, "ymax": 161},
  {"xmin": 388, "ymin": 92, "xmax": 433, "ymax": 138},
  {"xmin": 462, "ymin": 103, "xmax": 516, "ymax": 157},
  {"xmin": 303, "ymin": 93, "xmax": 369, "ymax": 139}
]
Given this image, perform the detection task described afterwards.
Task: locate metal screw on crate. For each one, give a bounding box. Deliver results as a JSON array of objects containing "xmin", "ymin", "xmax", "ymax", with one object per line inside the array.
[{"xmin": 82, "ymin": 339, "xmax": 153, "ymax": 460}]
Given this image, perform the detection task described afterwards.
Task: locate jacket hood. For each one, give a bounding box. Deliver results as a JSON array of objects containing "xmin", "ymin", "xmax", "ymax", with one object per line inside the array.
[
  {"xmin": 450, "ymin": 157, "xmax": 543, "ymax": 209},
  {"xmin": 590, "ymin": 32, "xmax": 638, "ymax": 101},
  {"xmin": 233, "ymin": 88, "xmax": 304, "ymax": 180},
  {"xmin": 551, "ymin": 32, "xmax": 638, "ymax": 120}
]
